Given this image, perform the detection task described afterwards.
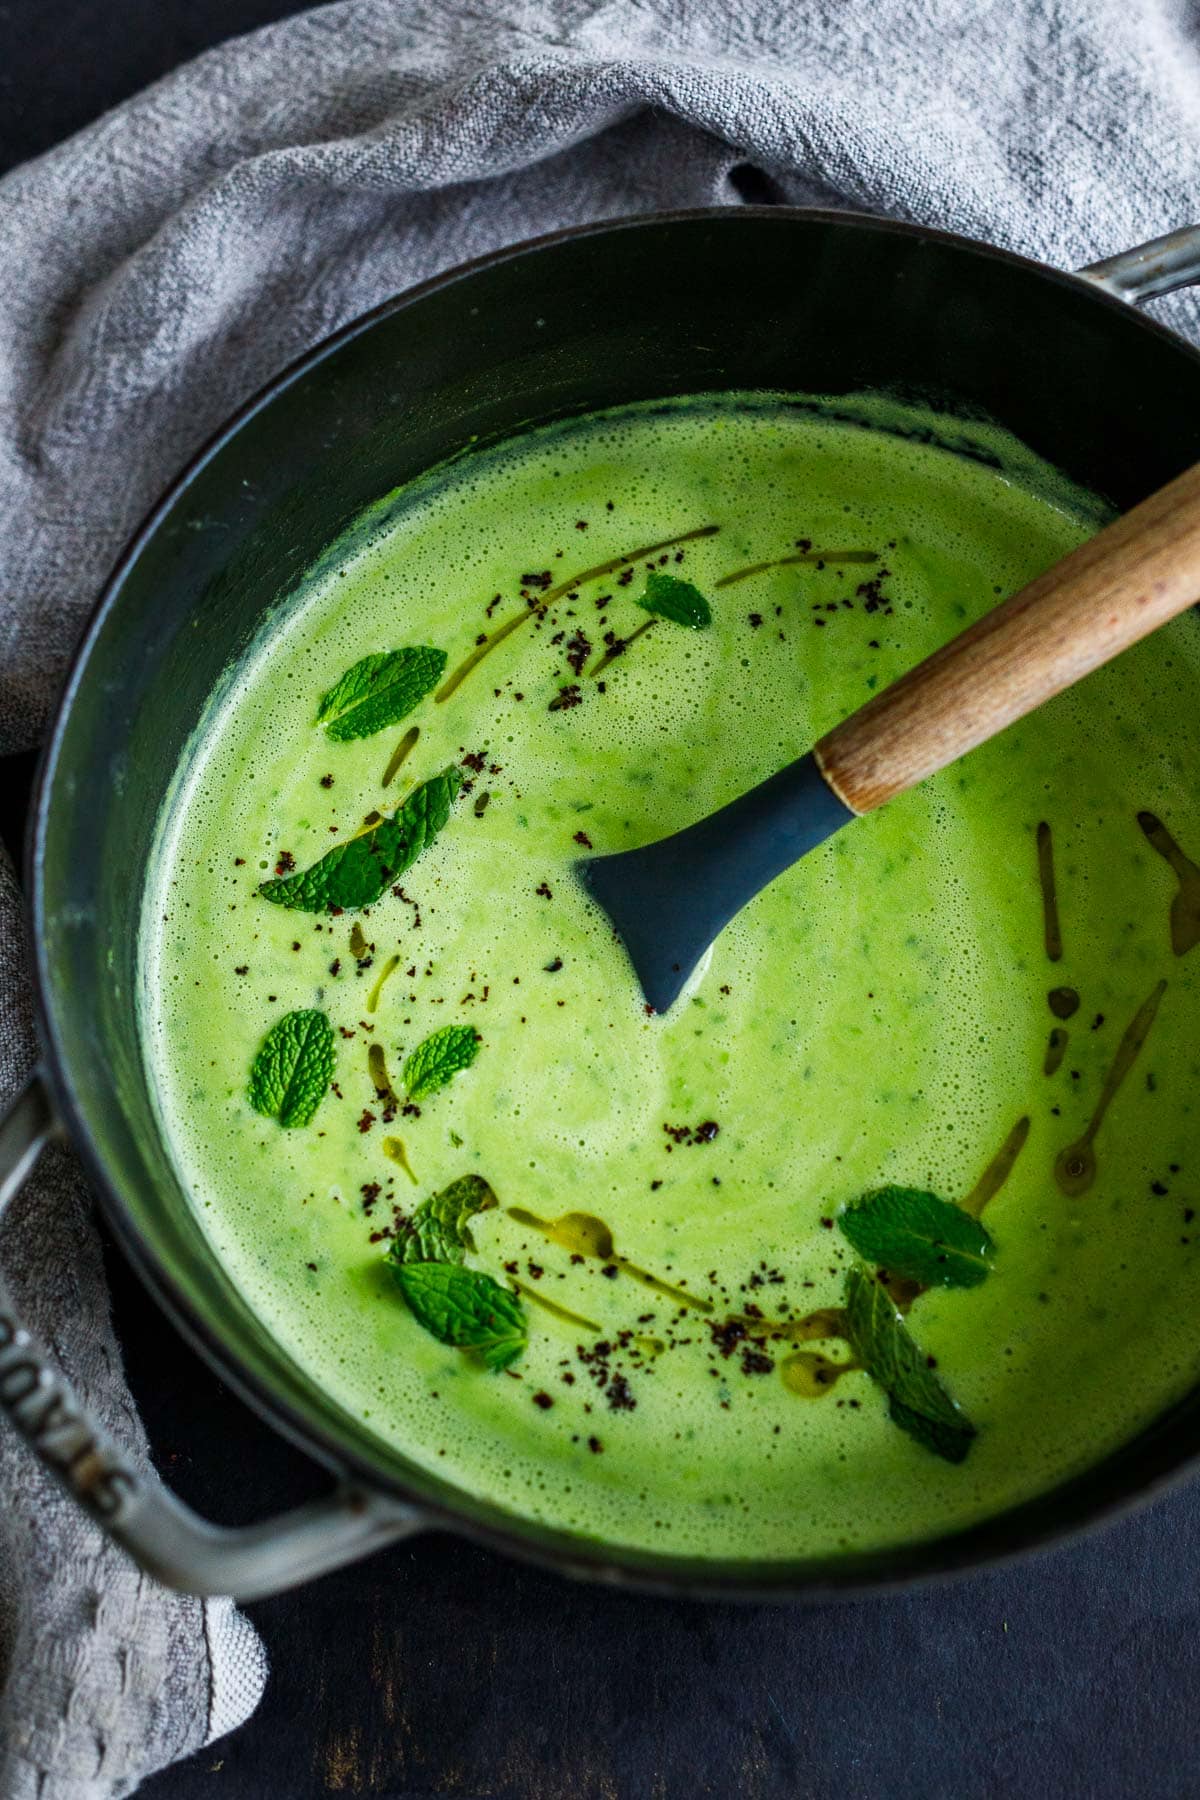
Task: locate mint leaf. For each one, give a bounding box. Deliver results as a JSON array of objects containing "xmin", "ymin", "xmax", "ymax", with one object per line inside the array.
[
  {"xmin": 839, "ymin": 1186, "xmax": 995, "ymax": 1289},
  {"xmin": 248, "ymin": 1009, "xmax": 334, "ymax": 1127},
  {"xmin": 843, "ymin": 1264, "xmax": 976, "ymax": 1464},
  {"xmin": 391, "ymin": 1174, "xmax": 497, "ymax": 1265},
  {"xmin": 403, "ymin": 1024, "xmax": 480, "ymax": 1101},
  {"xmin": 387, "ymin": 1173, "xmax": 517, "ymax": 1367},
  {"xmin": 393, "ymin": 1262, "xmax": 527, "ymax": 1370},
  {"xmin": 258, "ymin": 767, "xmax": 463, "ymax": 912},
  {"xmin": 636, "ymin": 571, "xmax": 712, "ymax": 629},
  {"xmin": 887, "ymin": 1398, "xmax": 979, "ymax": 1465},
  {"xmin": 317, "ymin": 646, "xmax": 446, "ymax": 742}
]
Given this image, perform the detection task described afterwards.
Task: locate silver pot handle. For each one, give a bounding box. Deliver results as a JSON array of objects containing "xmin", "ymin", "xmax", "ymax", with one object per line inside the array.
[
  {"xmin": 1077, "ymin": 225, "xmax": 1200, "ymax": 304},
  {"xmin": 0, "ymin": 1071, "xmax": 425, "ymax": 1599}
]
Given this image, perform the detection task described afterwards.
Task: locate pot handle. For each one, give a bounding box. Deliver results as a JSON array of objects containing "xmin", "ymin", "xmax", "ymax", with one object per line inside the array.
[
  {"xmin": 1077, "ymin": 225, "xmax": 1200, "ymax": 304},
  {"xmin": 0, "ymin": 1070, "xmax": 426, "ymax": 1599}
]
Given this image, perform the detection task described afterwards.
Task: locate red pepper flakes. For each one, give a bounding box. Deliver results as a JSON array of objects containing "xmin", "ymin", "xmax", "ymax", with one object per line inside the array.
[
  {"xmin": 856, "ymin": 567, "xmax": 894, "ymax": 614},
  {"xmin": 662, "ymin": 1120, "xmax": 719, "ymax": 1146},
  {"xmin": 565, "ymin": 630, "xmax": 592, "ymax": 674},
  {"xmin": 573, "ymin": 830, "xmax": 593, "ymax": 849}
]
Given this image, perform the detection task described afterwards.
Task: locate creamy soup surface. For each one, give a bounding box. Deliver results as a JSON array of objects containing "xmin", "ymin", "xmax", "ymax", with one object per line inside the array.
[{"xmin": 141, "ymin": 394, "xmax": 1200, "ymax": 1560}]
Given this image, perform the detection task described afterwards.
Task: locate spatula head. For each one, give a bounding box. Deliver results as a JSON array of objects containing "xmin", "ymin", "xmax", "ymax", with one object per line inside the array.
[
  {"xmin": 580, "ymin": 836, "xmax": 735, "ymax": 1016},
  {"xmin": 577, "ymin": 750, "xmax": 854, "ymax": 1013}
]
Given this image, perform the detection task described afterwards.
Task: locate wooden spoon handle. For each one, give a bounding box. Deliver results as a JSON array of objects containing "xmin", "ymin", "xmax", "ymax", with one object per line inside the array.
[{"xmin": 814, "ymin": 460, "xmax": 1200, "ymax": 815}]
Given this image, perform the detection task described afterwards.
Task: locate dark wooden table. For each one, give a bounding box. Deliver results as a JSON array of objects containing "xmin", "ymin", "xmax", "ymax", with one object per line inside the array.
[{"xmin": 5, "ymin": 5, "xmax": 1200, "ymax": 1794}]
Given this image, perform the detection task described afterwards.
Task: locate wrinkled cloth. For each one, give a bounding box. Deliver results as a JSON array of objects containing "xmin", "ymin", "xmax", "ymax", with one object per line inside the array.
[
  {"xmin": 2, "ymin": 0, "xmax": 1200, "ymax": 1790},
  {"xmin": 0, "ymin": 847, "xmax": 268, "ymax": 1798}
]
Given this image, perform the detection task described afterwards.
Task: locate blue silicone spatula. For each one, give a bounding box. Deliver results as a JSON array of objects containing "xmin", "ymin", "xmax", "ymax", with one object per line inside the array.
[{"xmin": 580, "ymin": 460, "xmax": 1200, "ymax": 1012}]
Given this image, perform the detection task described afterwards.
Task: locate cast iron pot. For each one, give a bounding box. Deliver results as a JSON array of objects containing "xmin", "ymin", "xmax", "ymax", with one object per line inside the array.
[{"xmin": 3, "ymin": 209, "xmax": 1200, "ymax": 1602}]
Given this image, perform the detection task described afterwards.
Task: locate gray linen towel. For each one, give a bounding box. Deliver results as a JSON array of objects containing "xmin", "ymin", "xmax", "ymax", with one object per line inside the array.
[{"xmin": 3, "ymin": 0, "xmax": 1200, "ymax": 1790}]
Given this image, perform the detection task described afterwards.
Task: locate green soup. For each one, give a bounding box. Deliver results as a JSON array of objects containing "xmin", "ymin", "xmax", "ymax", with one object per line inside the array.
[{"xmin": 141, "ymin": 394, "xmax": 1200, "ymax": 1562}]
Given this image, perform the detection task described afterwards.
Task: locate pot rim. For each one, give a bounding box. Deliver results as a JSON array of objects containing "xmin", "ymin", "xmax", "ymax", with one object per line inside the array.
[{"xmin": 28, "ymin": 203, "xmax": 1200, "ymax": 1598}]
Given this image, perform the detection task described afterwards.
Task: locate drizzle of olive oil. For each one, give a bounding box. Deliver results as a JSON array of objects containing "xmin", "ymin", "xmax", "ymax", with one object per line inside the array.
[
  {"xmin": 589, "ymin": 617, "xmax": 655, "ymax": 678},
  {"xmin": 1036, "ymin": 820, "xmax": 1063, "ymax": 963},
  {"xmin": 381, "ymin": 724, "xmax": 420, "ymax": 788},
  {"xmin": 513, "ymin": 1279, "xmax": 602, "ymax": 1335},
  {"xmin": 506, "ymin": 1207, "xmax": 714, "ymax": 1313},
  {"xmin": 366, "ymin": 954, "xmax": 400, "ymax": 1013},
  {"xmin": 1137, "ymin": 810, "xmax": 1200, "ymax": 957},
  {"xmin": 1055, "ymin": 978, "xmax": 1168, "ymax": 1197},
  {"xmin": 714, "ymin": 548, "xmax": 878, "ymax": 588},
  {"xmin": 382, "ymin": 1136, "xmax": 419, "ymax": 1185},
  {"xmin": 367, "ymin": 1041, "xmax": 399, "ymax": 1105},
  {"xmin": 435, "ymin": 525, "xmax": 720, "ymax": 701},
  {"xmin": 961, "ymin": 1115, "xmax": 1031, "ymax": 1219},
  {"xmin": 780, "ymin": 1351, "xmax": 861, "ymax": 1397}
]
